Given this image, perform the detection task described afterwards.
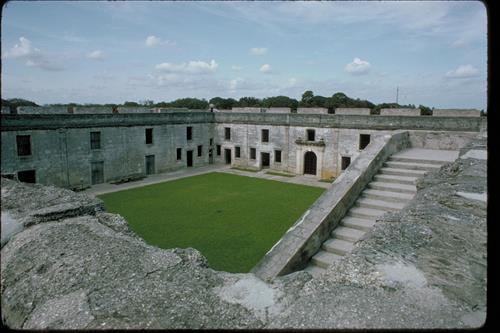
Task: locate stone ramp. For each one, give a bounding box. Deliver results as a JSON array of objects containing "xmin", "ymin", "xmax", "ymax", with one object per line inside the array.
[{"xmin": 304, "ymin": 148, "xmax": 458, "ymax": 277}]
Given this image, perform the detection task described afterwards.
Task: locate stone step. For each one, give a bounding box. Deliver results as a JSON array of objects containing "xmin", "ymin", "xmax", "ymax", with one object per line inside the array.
[
  {"xmin": 374, "ymin": 174, "xmax": 418, "ymax": 185},
  {"xmin": 340, "ymin": 216, "xmax": 375, "ymax": 232},
  {"xmin": 311, "ymin": 250, "xmax": 343, "ymax": 268},
  {"xmin": 388, "ymin": 156, "xmax": 445, "ymax": 165},
  {"xmin": 368, "ymin": 181, "xmax": 417, "ymax": 194},
  {"xmin": 379, "ymin": 167, "xmax": 427, "ymax": 177},
  {"xmin": 385, "ymin": 160, "xmax": 442, "ymax": 171},
  {"xmin": 349, "ymin": 206, "xmax": 388, "ymax": 220},
  {"xmin": 362, "ymin": 188, "xmax": 414, "ymax": 203},
  {"xmin": 304, "ymin": 263, "xmax": 326, "ymax": 277},
  {"xmin": 331, "ymin": 226, "xmax": 365, "ymax": 242},
  {"xmin": 322, "ymin": 238, "xmax": 355, "ymax": 255},
  {"xmin": 356, "ymin": 197, "xmax": 406, "ymax": 212}
]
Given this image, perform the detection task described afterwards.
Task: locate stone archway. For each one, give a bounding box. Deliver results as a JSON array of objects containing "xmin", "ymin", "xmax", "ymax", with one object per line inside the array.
[{"xmin": 303, "ymin": 151, "xmax": 317, "ymax": 175}]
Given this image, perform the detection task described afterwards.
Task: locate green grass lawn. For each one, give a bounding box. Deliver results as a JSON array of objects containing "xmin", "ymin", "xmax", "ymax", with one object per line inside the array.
[{"xmin": 98, "ymin": 172, "xmax": 324, "ymax": 273}]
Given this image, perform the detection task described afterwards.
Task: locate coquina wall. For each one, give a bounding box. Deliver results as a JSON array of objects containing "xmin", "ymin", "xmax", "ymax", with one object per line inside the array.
[{"xmin": 1, "ymin": 112, "xmax": 485, "ymax": 188}]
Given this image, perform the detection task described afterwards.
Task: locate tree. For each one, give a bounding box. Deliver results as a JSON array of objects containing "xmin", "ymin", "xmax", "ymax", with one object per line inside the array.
[
  {"xmin": 237, "ymin": 97, "xmax": 261, "ymax": 107},
  {"xmin": 123, "ymin": 101, "xmax": 140, "ymax": 107},
  {"xmin": 301, "ymin": 90, "xmax": 314, "ymax": 106}
]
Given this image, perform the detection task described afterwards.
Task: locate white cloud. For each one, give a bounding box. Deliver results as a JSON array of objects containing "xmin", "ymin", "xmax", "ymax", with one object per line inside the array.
[
  {"xmin": 229, "ymin": 78, "xmax": 244, "ymax": 90},
  {"xmin": 260, "ymin": 64, "xmax": 272, "ymax": 73},
  {"xmin": 345, "ymin": 57, "xmax": 371, "ymax": 75},
  {"xmin": 145, "ymin": 35, "xmax": 175, "ymax": 48},
  {"xmin": 155, "ymin": 59, "xmax": 218, "ymax": 74},
  {"xmin": 2, "ymin": 37, "xmax": 39, "ymax": 59},
  {"xmin": 250, "ymin": 47, "xmax": 268, "ymax": 55},
  {"xmin": 445, "ymin": 65, "xmax": 479, "ymax": 78},
  {"xmin": 87, "ymin": 50, "xmax": 104, "ymax": 59},
  {"xmin": 231, "ymin": 65, "xmax": 243, "ymax": 71}
]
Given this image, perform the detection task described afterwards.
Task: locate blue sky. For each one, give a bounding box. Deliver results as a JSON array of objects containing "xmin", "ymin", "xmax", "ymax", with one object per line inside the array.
[{"xmin": 1, "ymin": 0, "xmax": 487, "ymax": 109}]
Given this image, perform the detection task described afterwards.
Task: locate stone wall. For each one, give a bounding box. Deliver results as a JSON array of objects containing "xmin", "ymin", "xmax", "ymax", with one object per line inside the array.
[
  {"xmin": 433, "ymin": 109, "xmax": 481, "ymax": 117},
  {"xmin": 380, "ymin": 108, "xmax": 421, "ymax": 116},
  {"xmin": 334, "ymin": 108, "xmax": 371, "ymax": 115},
  {"xmin": 296, "ymin": 108, "xmax": 329, "ymax": 114}
]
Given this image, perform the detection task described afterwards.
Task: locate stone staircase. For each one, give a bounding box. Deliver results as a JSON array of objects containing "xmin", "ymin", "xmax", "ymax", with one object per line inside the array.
[{"xmin": 304, "ymin": 148, "xmax": 457, "ymax": 277}]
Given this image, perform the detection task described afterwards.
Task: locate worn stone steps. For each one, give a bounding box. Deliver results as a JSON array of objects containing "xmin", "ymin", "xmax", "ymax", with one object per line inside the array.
[
  {"xmin": 374, "ymin": 174, "xmax": 418, "ymax": 185},
  {"xmin": 331, "ymin": 226, "xmax": 365, "ymax": 242},
  {"xmin": 379, "ymin": 167, "xmax": 427, "ymax": 177},
  {"xmin": 368, "ymin": 181, "xmax": 417, "ymax": 194},
  {"xmin": 349, "ymin": 206, "xmax": 387, "ymax": 219},
  {"xmin": 311, "ymin": 250, "xmax": 343, "ymax": 268},
  {"xmin": 356, "ymin": 197, "xmax": 406, "ymax": 212},
  {"xmin": 362, "ymin": 188, "xmax": 414, "ymax": 203},
  {"xmin": 322, "ymin": 238, "xmax": 355, "ymax": 255},
  {"xmin": 303, "ymin": 263, "xmax": 326, "ymax": 277},
  {"xmin": 389, "ymin": 156, "xmax": 445, "ymax": 165},
  {"xmin": 385, "ymin": 160, "xmax": 442, "ymax": 171},
  {"xmin": 340, "ymin": 216, "xmax": 375, "ymax": 232}
]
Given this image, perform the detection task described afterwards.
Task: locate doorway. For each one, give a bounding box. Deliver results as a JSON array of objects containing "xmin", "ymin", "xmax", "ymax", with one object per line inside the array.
[
  {"xmin": 261, "ymin": 152, "xmax": 270, "ymax": 169},
  {"xmin": 91, "ymin": 162, "xmax": 104, "ymax": 184},
  {"xmin": 303, "ymin": 151, "xmax": 317, "ymax": 175},
  {"xmin": 17, "ymin": 169, "xmax": 36, "ymax": 183},
  {"xmin": 224, "ymin": 148, "xmax": 232, "ymax": 164},
  {"xmin": 145, "ymin": 155, "xmax": 155, "ymax": 175},
  {"xmin": 187, "ymin": 150, "xmax": 193, "ymax": 167}
]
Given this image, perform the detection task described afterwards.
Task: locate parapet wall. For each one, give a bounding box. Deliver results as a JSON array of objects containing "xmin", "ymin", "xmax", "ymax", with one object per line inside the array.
[
  {"xmin": 251, "ymin": 131, "xmax": 411, "ymax": 280},
  {"xmin": 335, "ymin": 108, "xmax": 371, "ymax": 115},
  {"xmin": 433, "ymin": 109, "xmax": 481, "ymax": 117},
  {"xmin": 297, "ymin": 107, "xmax": 329, "ymax": 114},
  {"xmin": 380, "ymin": 108, "xmax": 421, "ymax": 116}
]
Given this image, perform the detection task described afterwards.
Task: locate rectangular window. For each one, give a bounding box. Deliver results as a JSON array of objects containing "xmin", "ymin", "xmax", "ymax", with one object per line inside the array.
[
  {"xmin": 216, "ymin": 145, "xmax": 221, "ymax": 156},
  {"xmin": 341, "ymin": 156, "xmax": 351, "ymax": 170},
  {"xmin": 261, "ymin": 129, "xmax": 269, "ymax": 143},
  {"xmin": 91, "ymin": 161, "xmax": 104, "ymax": 185},
  {"xmin": 225, "ymin": 127, "xmax": 231, "ymax": 141},
  {"xmin": 197, "ymin": 145, "xmax": 203, "ymax": 157},
  {"xmin": 187, "ymin": 126, "xmax": 193, "ymax": 141},
  {"xmin": 307, "ymin": 129, "xmax": 315, "ymax": 141},
  {"xmin": 359, "ymin": 134, "xmax": 371, "ymax": 150},
  {"xmin": 145, "ymin": 128, "xmax": 153, "ymax": 144},
  {"xmin": 17, "ymin": 169, "xmax": 36, "ymax": 183},
  {"xmin": 209, "ymin": 138, "xmax": 213, "ymax": 146},
  {"xmin": 177, "ymin": 148, "xmax": 182, "ymax": 160},
  {"xmin": 235, "ymin": 146, "xmax": 241, "ymax": 158},
  {"xmin": 275, "ymin": 150, "xmax": 282, "ymax": 163},
  {"xmin": 90, "ymin": 131, "xmax": 101, "ymax": 150},
  {"xmin": 16, "ymin": 135, "xmax": 31, "ymax": 156},
  {"xmin": 250, "ymin": 148, "xmax": 256, "ymax": 160}
]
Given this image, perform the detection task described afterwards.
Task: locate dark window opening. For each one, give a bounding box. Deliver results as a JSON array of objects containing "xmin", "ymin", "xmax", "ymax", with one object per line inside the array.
[
  {"xmin": 10, "ymin": 106, "xmax": 18, "ymax": 114},
  {"xmin": 197, "ymin": 145, "xmax": 203, "ymax": 157},
  {"xmin": 16, "ymin": 135, "xmax": 31, "ymax": 156},
  {"xmin": 341, "ymin": 156, "xmax": 351, "ymax": 170},
  {"xmin": 187, "ymin": 127, "xmax": 193, "ymax": 141},
  {"xmin": 210, "ymin": 138, "xmax": 213, "ymax": 146},
  {"xmin": 262, "ymin": 129, "xmax": 269, "ymax": 143},
  {"xmin": 67, "ymin": 106, "xmax": 75, "ymax": 114},
  {"xmin": 145, "ymin": 128, "xmax": 153, "ymax": 144},
  {"xmin": 91, "ymin": 161, "xmax": 104, "ymax": 185},
  {"xmin": 307, "ymin": 129, "xmax": 315, "ymax": 141},
  {"xmin": 216, "ymin": 145, "xmax": 221, "ymax": 156},
  {"xmin": 359, "ymin": 134, "xmax": 371, "ymax": 150},
  {"xmin": 235, "ymin": 146, "xmax": 241, "ymax": 158},
  {"xmin": 225, "ymin": 127, "xmax": 231, "ymax": 141},
  {"xmin": 224, "ymin": 149, "xmax": 232, "ymax": 164},
  {"xmin": 17, "ymin": 169, "xmax": 36, "ymax": 183},
  {"xmin": 275, "ymin": 150, "xmax": 282, "ymax": 163},
  {"xmin": 261, "ymin": 152, "xmax": 270, "ymax": 168},
  {"xmin": 177, "ymin": 148, "xmax": 182, "ymax": 160},
  {"xmin": 304, "ymin": 152, "xmax": 317, "ymax": 175},
  {"xmin": 90, "ymin": 131, "xmax": 101, "ymax": 150},
  {"xmin": 250, "ymin": 148, "xmax": 256, "ymax": 160},
  {"xmin": 327, "ymin": 108, "xmax": 335, "ymax": 114},
  {"xmin": 187, "ymin": 150, "xmax": 193, "ymax": 167}
]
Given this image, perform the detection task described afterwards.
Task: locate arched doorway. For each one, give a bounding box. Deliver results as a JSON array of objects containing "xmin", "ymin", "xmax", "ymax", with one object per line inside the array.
[{"xmin": 304, "ymin": 151, "xmax": 317, "ymax": 175}]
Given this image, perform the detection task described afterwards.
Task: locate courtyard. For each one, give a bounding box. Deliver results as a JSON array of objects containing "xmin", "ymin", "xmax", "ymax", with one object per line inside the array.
[{"xmin": 98, "ymin": 172, "xmax": 325, "ymax": 272}]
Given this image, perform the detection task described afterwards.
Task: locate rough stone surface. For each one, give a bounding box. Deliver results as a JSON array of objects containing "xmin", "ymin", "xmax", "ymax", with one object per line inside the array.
[{"xmin": 1, "ymin": 136, "xmax": 486, "ymax": 329}]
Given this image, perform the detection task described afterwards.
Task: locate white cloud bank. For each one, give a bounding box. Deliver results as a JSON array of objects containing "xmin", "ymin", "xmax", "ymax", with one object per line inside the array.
[
  {"xmin": 445, "ymin": 65, "xmax": 479, "ymax": 78},
  {"xmin": 345, "ymin": 57, "xmax": 371, "ymax": 75},
  {"xmin": 260, "ymin": 64, "xmax": 272, "ymax": 73},
  {"xmin": 155, "ymin": 59, "xmax": 218, "ymax": 74},
  {"xmin": 145, "ymin": 35, "xmax": 175, "ymax": 47},
  {"xmin": 2, "ymin": 36, "xmax": 63, "ymax": 71},
  {"xmin": 87, "ymin": 50, "xmax": 104, "ymax": 59},
  {"xmin": 250, "ymin": 47, "xmax": 268, "ymax": 55}
]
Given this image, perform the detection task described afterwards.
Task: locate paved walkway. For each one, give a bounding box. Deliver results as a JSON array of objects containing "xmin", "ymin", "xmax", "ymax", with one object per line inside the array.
[
  {"xmin": 84, "ymin": 164, "xmax": 331, "ymax": 197},
  {"xmin": 392, "ymin": 148, "xmax": 459, "ymax": 162},
  {"xmin": 218, "ymin": 169, "xmax": 331, "ymax": 189}
]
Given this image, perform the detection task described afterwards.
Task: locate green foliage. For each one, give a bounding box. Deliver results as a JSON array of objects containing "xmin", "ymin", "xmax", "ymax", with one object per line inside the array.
[
  {"xmin": 123, "ymin": 101, "xmax": 140, "ymax": 107},
  {"xmin": 209, "ymin": 97, "xmax": 237, "ymax": 110},
  {"xmin": 261, "ymin": 95, "xmax": 298, "ymax": 110},
  {"xmin": 237, "ymin": 96, "xmax": 262, "ymax": 107},
  {"xmin": 99, "ymin": 172, "xmax": 324, "ymax": 273},
  {"xmin": 2, "ymin": 98, "xmax": 39, "ymax": 107}
]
